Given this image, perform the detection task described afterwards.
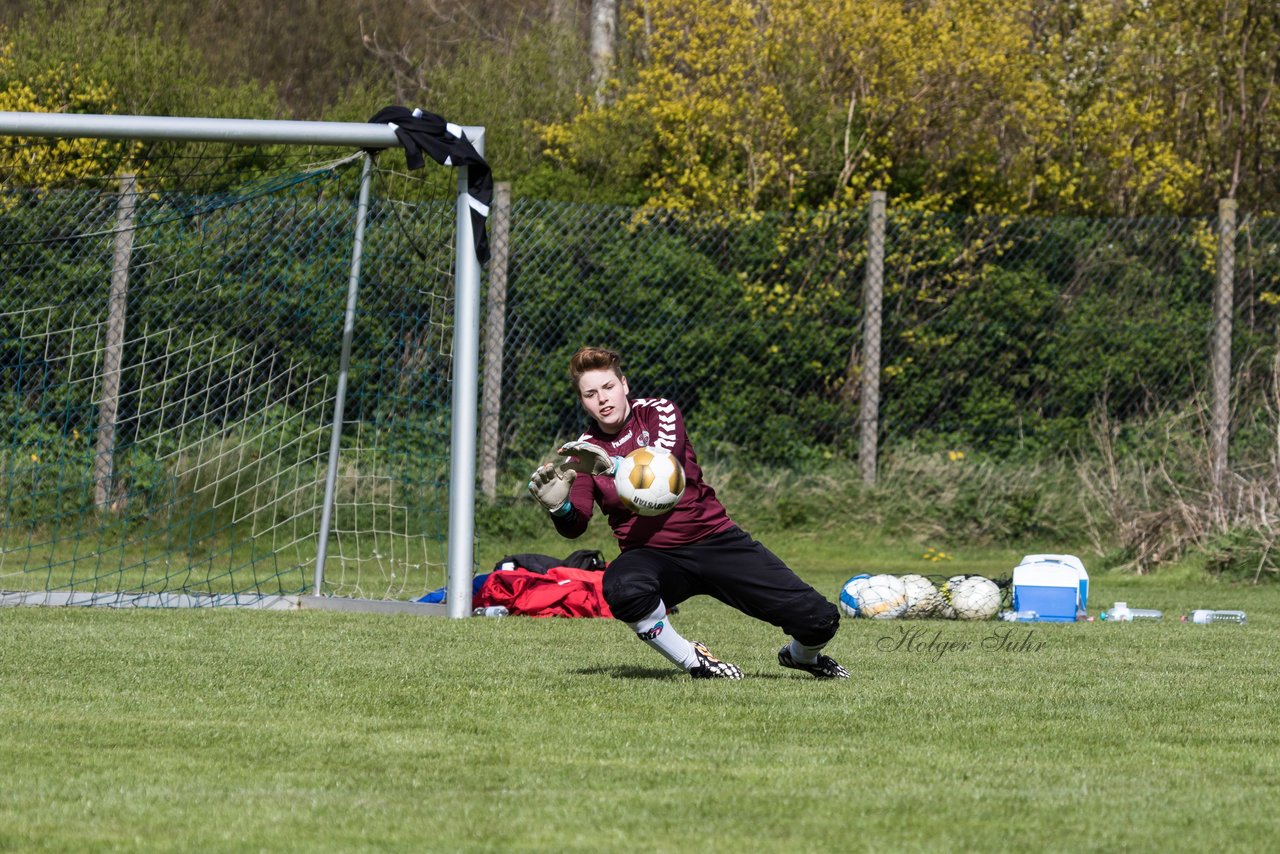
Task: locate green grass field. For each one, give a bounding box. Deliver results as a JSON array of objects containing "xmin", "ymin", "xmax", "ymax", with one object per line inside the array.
[{"xmin": 3, "ymin": 535, "xmax": 1279, "ymax": 852}]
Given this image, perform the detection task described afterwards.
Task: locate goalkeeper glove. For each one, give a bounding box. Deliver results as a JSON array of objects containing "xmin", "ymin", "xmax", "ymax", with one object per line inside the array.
[
  {"xmin": 557, "ymin": 441, "xmax": 622, "ymax": 478},
  {"xmin": 528, "ymin": 462, "xmax": 575, "ymax": 517}
]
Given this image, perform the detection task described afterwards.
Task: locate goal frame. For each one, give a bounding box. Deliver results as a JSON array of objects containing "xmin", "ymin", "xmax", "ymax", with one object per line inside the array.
[{"xmin": 0, "ymin": 109, "xmax": 485, "ymax": 618}]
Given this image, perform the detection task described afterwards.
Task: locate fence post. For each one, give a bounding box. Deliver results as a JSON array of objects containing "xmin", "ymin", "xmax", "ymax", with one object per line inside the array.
[
  {"xmin": 94, "ymin": 173, "xmax": 137, "ymax": 512},
  {"xmin": 480, "ymin": 182, "xmax": 511, "ymax": 502},
  {"xmin": 860, "ymin": 191, "xmax": 886, "ymax": 485},
  {"xmin": 1211, "ymin": 197, "xmax": 1236, "ymax": 510}
]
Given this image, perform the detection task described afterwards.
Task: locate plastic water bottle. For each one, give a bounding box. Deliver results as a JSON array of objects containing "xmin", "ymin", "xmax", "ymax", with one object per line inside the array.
[
  {"xmin": 999, "ymin": 609, "xmax": 1039, "ymax": 622},
  {"xmin": 1099, "ymin": 602, "xmax": 1162, "ymax": 621},
  {"xmin": 1182, "ymin": 609, "xmax": 1247, "ymax": 625},
  {"xmin": 472, "ymin": 606, "xmax": 509, "ymax": 618}
]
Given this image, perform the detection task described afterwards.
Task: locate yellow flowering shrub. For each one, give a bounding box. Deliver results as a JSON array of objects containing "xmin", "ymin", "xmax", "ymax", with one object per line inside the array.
[{"xmin": 0, "ymin": 36, "xmax": 128, "ymax": 187}]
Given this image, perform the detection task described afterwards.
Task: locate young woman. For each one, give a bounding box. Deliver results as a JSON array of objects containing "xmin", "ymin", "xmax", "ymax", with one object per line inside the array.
[{"xmin": 527, "ymin": 346, "xmax": 847, "ymax": 680}]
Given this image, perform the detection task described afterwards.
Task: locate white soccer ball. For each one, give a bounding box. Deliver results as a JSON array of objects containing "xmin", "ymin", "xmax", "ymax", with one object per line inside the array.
[
  {"xmin": 900, "ymin": 574, "xmax": 941, "ymax": 618},
  {"xmin": 614, "ymin": 445, "xmax": 686, "ymax": 516},
  {"xmin": 949, "ymin": 576, "xmax": 1002, "ymax": 621},
  {"xmin": 857, "ymin": 574, "xmax": 909, "ymax": 619},
  {"xmin": 838, "ymin": 573, "xmax": 872, "ymax": 618}
]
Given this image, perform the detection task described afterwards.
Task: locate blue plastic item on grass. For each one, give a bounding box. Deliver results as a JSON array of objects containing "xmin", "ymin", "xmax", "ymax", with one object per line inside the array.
[
  {"xmin": 1012, "ymin": 554, "xmax": 1089, "ymax": 622},
  {"xmin": 416, "ymin": 573, "xmax": 490, "ymax": 604}
]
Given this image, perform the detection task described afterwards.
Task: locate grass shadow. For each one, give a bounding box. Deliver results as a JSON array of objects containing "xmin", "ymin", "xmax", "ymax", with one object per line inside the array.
[
  {"xmin": 571, "ymin": 664, "xmax": 685, "ymax": 680},
  {"xmin": 572, "ymin": 664, "xmax": 802, "ymax": 681}
]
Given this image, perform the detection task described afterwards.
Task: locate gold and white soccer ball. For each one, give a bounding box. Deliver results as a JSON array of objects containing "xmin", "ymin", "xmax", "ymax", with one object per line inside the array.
[
  {"xmin": 857, "ymin": 574, "xmax": 909, "ymax": 619},
  {"xmin": 936, "ymin": 575, "xmax": 965, "ymax": 620},
  {"xmin": 614, "ymin": 446, "xmax": 686, "ymax": 516},
  {"xmin": 948, "ymin": 576, "xmax": 1002, "ymax": 620},
  {"xmin": 900, "ymin": 574, "xmax": 942, "ymax": 618}
]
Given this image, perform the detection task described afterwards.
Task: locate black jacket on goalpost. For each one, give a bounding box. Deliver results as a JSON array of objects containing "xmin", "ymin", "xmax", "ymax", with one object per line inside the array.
[{"xmin": 368, "ymin": 105, "xmax": 494, "ymax": 264}]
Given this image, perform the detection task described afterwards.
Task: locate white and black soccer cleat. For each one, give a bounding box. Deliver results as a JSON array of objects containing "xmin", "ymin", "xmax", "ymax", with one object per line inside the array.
[
  {"xmin": 778, "ymin": 645, "xmax": 849, "ymax": 679},
  {"xmin": 689, "ymin": 641, "xmax": 743, "ymax": 680}
]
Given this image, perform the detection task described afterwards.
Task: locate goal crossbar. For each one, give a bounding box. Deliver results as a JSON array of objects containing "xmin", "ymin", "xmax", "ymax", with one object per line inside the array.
[{"xmin": 0, "ymin": 110, "xmax": 482, "ymax": 149}]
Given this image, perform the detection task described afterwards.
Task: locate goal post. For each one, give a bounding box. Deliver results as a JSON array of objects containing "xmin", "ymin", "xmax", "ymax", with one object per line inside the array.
[{"xmin": 0, "ymin": 109, "xmax": 485, "ymax": 617}]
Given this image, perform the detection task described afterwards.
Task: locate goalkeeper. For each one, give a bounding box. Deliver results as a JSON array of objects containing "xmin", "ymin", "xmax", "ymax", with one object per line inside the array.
[{"xmin": 528, "ymin": 346, "xmax": 847, "ymax": 680}]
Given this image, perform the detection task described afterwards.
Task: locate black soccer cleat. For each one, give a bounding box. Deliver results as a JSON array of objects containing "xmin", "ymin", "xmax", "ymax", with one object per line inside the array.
[
  {"xmin": 689, "ymin": 641, "xmax": 743, "ymax": 680},
  {"xmin": 778, "ymin": 645, "xmax": 849, "ymax": 679}
]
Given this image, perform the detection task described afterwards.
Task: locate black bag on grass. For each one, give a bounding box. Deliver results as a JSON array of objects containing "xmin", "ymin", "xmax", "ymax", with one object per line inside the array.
[{"xmin": 492, "ymin": 549, "xmax": 607, "ymax": 574}]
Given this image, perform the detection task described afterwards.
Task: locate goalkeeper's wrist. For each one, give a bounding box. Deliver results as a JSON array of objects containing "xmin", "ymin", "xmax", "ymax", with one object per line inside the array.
[{"xmin": 549, "ymin": 500, "xmax": 573, "ymax": 518}]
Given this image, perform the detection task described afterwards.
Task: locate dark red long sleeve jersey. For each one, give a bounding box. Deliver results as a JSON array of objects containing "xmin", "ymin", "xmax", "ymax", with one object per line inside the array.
[{"xmin": 553, "ymin": 397, "xmax": 735, "ymax": 551}]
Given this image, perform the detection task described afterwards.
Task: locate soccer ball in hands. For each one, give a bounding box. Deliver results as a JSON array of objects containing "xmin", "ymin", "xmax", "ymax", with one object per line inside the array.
[
  {"xmin": 838, "ymin": 574, "xmax": 872, "ymax": 617},
  {"xmin": 614, "ymin": 446, "xmax": 686, "ymax": 516},
  {"xmin": 947, "ymin": 576, "xmax": 1002, "ymax": 620},
  {"xmin": 900, "ymin": 574, "xmax": 942, "ymax": 618},
  {"xmin": 856, "ymin": 574, "xmax": 909, "ymax": 619}
]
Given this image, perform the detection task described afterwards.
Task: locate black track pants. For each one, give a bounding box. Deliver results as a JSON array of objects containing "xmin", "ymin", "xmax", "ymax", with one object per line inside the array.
[{"xmin": 602, "ymin": 526, "xmax": 840, "ymax": 647}]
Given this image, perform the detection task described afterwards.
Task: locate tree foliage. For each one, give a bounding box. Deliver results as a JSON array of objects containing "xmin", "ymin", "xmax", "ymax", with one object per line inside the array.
[
  {"xmin": 543, "ymin": 0, "xmax": 1277, "ymax": 216},
  {"xmin": 1, "ymin": 2, "xmax": 276, "ymax": 120},
  {"xmin": 2, "ymin": 0, "xmax": 1274, "ymax": 215},
  {"xmin": 0, "ymin": 34, "xmax": 127, "ymax": 185}
]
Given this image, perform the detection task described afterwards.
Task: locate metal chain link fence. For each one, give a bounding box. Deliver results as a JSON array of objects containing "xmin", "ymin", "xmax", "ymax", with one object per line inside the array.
[
  {"xmin": 481, "ymin": 195, "xmax": 1280, "ymax": 485},
  {"xmin": 4, "ymin": 127, "xmax": 1280, "ymax": 601}
]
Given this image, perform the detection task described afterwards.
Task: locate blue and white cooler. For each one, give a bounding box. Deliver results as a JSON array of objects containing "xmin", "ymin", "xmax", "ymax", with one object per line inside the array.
[{"xmin": 1012, "ymin": 554, "xmax": 1089, "ymax": 622}]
